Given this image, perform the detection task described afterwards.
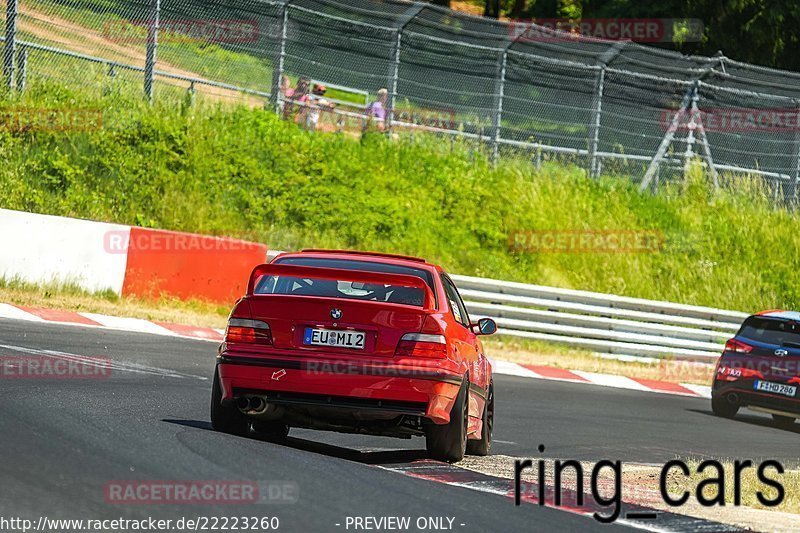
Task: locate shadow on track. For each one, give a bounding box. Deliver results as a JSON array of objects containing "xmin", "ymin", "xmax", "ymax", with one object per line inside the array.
[
  {"xmin": 163, "ymin": 419, "xmax": 430, "ymax": 465},
  {"xmin": 686, "ymin": 409, "xmax": 800, "ymax": 434}
]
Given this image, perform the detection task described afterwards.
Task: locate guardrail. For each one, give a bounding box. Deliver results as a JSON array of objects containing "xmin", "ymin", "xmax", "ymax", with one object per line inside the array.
[{"xmin": 451, "ymin": 274, "xmax": 749, "ymax": 362}]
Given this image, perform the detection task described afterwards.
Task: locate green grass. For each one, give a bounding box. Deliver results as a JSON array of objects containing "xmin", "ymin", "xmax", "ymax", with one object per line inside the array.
[{"xmin": 2, "ymin": 78, "xmax": 800, "ymax": 313}]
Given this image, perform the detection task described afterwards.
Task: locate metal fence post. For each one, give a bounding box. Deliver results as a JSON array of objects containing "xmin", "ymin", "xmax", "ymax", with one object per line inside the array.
[
  {"xmin": 387, "ymin": 3, "xmax": 425, "ymax": 135},
  {"xmin": 270, "ymin": 1, "xmax": 289, "ymax": 113},
  {"xmin": 143, "ymin": 0, "xmax": 160, "ymax": 102},
  {"xmin": 586, "ymin": 42, "xmax": 625, "ymax": 179},
  {"xmin": 682, "ymin": 87, "xmax": 698, "ymax": 177},
  {"xmin": 387, "ymin": 28, "xmax": 401, "ymax": 134},
  {"xmin": 640, "ymin": 81, "xmax": 697, "ymax": 191},
  {"xmin": 691, "ymin": 82, "xmax": 719, "ymax": 189},
  {"xmin": 491, "ymin": 48, "xmax": 508, "ymax": 163},
  {"xmin": 792, "ymin": 103, "xmax": 800, "ymax": 203},
  {"xmin": 4, "ymin": 0, "xmax": 18, "ymax": 90},
  {"xmin": 587, "ymin": 67, "xmax": 605, "ymax": 178},
  {"xmin": 16, "ymin": 45, "xmax": 27, "ymax": 92},
  {"xmin": 186, "ymin": 81, "xmax": 196, "ymax": 107}
]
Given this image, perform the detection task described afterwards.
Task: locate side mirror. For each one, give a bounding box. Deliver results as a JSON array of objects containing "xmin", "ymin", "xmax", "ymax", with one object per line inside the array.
[{"xmin": 473, "ymin": 317, "xmax": 497, "ymax": 336}]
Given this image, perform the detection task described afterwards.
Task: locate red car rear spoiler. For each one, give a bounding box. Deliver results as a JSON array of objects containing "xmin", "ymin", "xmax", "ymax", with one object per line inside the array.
[{"xmin": 247, "ymin": 263, "xmax": 436, "ymax": 311}]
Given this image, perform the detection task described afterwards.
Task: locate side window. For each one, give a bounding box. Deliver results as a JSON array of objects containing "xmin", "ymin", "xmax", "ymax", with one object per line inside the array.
[{"xmin": 442, "ymin": 275, "xmax": 470, "ymax": 327}]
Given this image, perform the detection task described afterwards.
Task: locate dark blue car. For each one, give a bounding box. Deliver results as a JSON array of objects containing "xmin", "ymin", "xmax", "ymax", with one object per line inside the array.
[{"xmin": 712, "ymin": 311, "xmax": 800, "ymax": 427}]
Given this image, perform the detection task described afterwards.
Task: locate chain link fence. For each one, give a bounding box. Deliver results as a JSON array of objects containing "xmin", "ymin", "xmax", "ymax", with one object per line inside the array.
[{"xmin": 3, "ymin": 0, "xmax": 800, "ymax": 204}]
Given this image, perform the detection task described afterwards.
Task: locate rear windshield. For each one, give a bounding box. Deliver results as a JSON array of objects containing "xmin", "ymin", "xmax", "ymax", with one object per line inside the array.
[
  {"xmin": 738, "ymin": 317, "xmax": 800, "ymax": 347},
  {"xmin": 253, "ymin": 257, "xmax": 435, "ymax": 307}
]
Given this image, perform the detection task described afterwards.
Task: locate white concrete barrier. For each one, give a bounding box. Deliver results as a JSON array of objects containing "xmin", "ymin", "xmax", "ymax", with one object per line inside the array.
[
  {"xmin": 0, "ymin": 209, "xmax": 267, "ymax": 303},
  {"xmin": 0, "ymin": 209, "xmax": 130, "ymax": 293}
]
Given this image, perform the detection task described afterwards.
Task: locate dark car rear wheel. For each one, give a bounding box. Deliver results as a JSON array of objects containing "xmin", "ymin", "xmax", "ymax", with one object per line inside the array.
[
  {"xmin": 211, "ymin": 367, "xmax": 251, "ymax": 436},
  {"xmin": 466, "ymin": 382, "xmax": 493, "ymax": 456},
  {"xmin": 711, "ymin": 396, "xmax": 738, "ymax": 418},
  {"xmin": 772, "ymin": 414, "xmax": 795, "ymax": 428},
  {"xmin": 426, "ymin": 380, "xmax": 468, "ymax": 463}
]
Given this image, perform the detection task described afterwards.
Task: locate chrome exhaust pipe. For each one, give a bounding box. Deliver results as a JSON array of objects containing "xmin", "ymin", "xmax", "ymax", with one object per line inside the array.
[
  {"xmin": 249, "ymin": 396, "xmax": 266, "ymax": 412},
  {"xmin": 236, "ymin": 396, "xmax": 251, "ymax": 410},
  {"xmin": 237, "ymin": 395, "xmax": 272, "ymax": 416}
]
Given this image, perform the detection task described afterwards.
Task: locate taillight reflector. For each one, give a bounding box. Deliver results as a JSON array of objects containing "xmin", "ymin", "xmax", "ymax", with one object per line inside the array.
[
  {"xmin": 724, "ymin": 338, "xmax": 753, "ymax": 354},
  {"xmin": 395, "ymin": 333, "xmax": 447, "ymax": 358},
  {"xmin": 225, "ymin": 318, "xmax": 272, "ymax": 345}
]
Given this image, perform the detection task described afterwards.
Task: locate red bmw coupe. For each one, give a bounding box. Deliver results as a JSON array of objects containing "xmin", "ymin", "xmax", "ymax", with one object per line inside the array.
[{"xmin": 211, "ymin": 249, "xmax": 496, "ymax": 462}]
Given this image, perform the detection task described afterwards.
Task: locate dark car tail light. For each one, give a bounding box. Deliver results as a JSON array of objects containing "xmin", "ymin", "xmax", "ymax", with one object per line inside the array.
[
  {"xmin": 225, "ymin": 318, "xmax": 272, "ymax": 345},
  {"xmin": 724, "ymin": 338, "xmax": 753, "ymax": 354},
  {"xmin": 395, "ymin": 333, "xmax": 447, "ymax": 358}
]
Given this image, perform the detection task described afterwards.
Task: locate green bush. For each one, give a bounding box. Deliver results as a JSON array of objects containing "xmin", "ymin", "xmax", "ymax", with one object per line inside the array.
[{"xmin": 1, "ymin": 80, "xmax": 798, "ymax": 312}]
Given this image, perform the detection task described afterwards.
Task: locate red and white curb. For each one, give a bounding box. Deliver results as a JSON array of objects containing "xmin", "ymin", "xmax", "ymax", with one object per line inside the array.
[
  {"xmin": 491, "ymin": 359, "xmax": 711, "ymax": 398},
  {"xmin": 0, "ymin": 303, "xmax": 225, "ymax": 342},
  {"xmin": 0, "ymin": 303, "xmax": 710, "ymax": 399}
]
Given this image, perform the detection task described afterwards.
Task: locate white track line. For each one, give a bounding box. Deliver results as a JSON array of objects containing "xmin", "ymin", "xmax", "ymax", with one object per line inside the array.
[
  {"xmin": 679, "ymin": 384, "xmax": 712, "ymax": 397},
  {"xmin": 572, "ymin": 371, "xmax": 652, "ymax": 392},
  {"xmin": 489, "ymin": 359, "xmax": 541, "ymax": 378},
  {"xmin": 78, "ymin": 312, "xmax": 179, "ymax": 336}
]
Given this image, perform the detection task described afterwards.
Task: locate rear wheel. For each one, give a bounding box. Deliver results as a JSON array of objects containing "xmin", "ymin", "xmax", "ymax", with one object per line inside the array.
[
  {"xmin": 711, "ymin": 396, "xmax": 738, "ymax": 418},
  {"xmin": 772, "ymin": 414, "xmax": 795, "ymax": 428},
  {"xmin": 466, "ymin": 382, "xmax": 493, "ymax": 456},
  {"xmin": 210, "ymin": 367, "xmax": 251, "ymax": 436},
  {"xmin": 426, "ymin": 380, "xmax": 468, "ymax": 463}
]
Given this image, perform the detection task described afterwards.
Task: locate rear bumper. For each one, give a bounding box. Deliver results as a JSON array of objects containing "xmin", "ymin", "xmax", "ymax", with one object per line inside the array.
[
  {"xmin": 712, "ymin": 378, "xmax": 800, "ymax": 416},
  {"xmin": 216, "ymin": 351, "xmax": 464, "ymax": 425}
]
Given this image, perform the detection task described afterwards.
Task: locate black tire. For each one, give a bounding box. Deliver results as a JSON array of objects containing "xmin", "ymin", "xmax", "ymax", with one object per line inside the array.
[
  {"xmin": 772, "ymin": 414, "xmax": 795, "ymax": 428},
  {"xmin": 210, "ymin": 366, "xmax": 251, "ymax": 436},
  {"xmin": 252, "ymin": 420, "xmax": 290, "ymax": 442},
  {"xmin": 711, "ymin": 396, "xmax": 738, "ymax": 419},
  {"xmin": 426, "ymin": 379, "xmax": 468, "ymax": 463},
  {"xmin": 466, "ymin": 382, "xmax": 493, "ymax": 456}
]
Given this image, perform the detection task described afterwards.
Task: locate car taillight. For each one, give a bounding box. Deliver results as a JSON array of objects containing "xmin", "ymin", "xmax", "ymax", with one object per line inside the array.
[
  {"xmin": 225, "ymin": 318, "xmax": 272, "ymax": 345},
  {"xmin": 395, "ymin": 333, "xmax": 447, "ymax": 358},
  {"xmin": 724, "ymin": 338, "xmax": 753, "ymax": 353}
]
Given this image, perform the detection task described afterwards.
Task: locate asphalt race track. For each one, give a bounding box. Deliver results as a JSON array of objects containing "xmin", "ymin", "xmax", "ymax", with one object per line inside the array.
[{"xmin": 1, "ymin": 318, "xmax": 798, "ymax": 532}]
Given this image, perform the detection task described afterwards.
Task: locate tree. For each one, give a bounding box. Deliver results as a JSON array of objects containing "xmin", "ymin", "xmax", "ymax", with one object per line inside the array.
[
  {"xmin": 510, "ymin": 0, "xmax": 528, "ymax": 18},
  {"xmin": 687, "ymin": 0, "xmax": 800, "ymax": 70},
  {"xmin": 484, "ymin": 0, "xmax": 502, "ymax": 19},
  {"xmin": 518, "ymin": 0, "xmax": 800, "ymax": 71}
]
